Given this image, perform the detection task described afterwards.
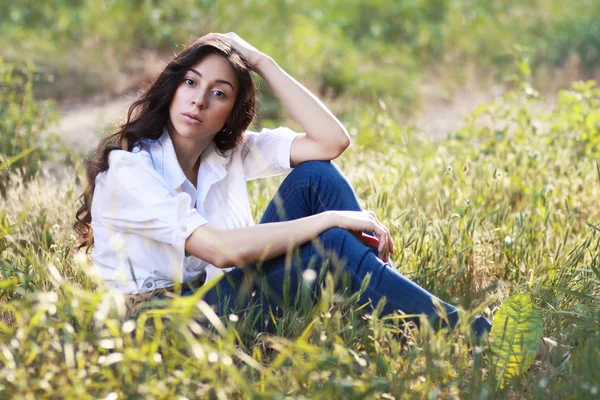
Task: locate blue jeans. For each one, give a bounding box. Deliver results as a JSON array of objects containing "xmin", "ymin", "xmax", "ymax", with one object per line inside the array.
[{"xmin": 183, "ymin": 161, "xmax": 491, "ymax": 336}]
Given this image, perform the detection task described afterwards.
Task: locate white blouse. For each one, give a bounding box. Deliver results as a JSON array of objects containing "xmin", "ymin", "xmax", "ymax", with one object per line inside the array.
[{"xmin": 91, "ymin": 127, "xmax": 300, "ymax": 294}]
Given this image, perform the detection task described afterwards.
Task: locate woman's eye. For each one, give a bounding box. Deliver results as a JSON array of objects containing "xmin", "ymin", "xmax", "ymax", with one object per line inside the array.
[
  {"xmin": 184, "ymin": 78, "xmax": 195, "ymax": 86},
  {"xmin": 212, "ymin": 90, "xmax": 226, "ymax": 98}
]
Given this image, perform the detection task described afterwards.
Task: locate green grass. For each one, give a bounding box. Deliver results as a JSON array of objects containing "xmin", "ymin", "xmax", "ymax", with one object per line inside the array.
[
  {"xmin": 2, "ymin": 0, "xmax": 599, "ymax": 105},
  {"xmin": 1, "ymin": 77, "xmax": 599, "ymax": 398}
]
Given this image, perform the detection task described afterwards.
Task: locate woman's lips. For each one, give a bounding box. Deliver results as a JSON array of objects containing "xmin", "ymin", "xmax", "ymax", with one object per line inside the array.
[{"xmin": 182, "ymin": 113, "xmax": 203, "ymax": 125}]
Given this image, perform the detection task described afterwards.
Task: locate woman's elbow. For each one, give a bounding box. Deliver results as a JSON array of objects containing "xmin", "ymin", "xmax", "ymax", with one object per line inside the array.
[
  {"xmin": 212, "ymin": 253, "xmax": 238, "ymax": 269},
  {"xmin": 335, "ymin": 131, "xmax": 351, "ymax": 155},
  {"xmin": 190, "ymin": 244, "xmax": 235, "ymax": 270},
  {"xmin": 340, "ymin": 133, "xmax": 351, "ymax": 150},
  {"xmin": 331, "ymin": 137, "xmax": 351, "ymax": 159},
  {"xmin": 185, "ymin": 225, "xmax": 236, "ymax": 269}
]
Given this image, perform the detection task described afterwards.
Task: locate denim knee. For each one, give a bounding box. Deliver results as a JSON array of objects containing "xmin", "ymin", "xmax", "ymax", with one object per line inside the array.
[
  {"xmin": 293, "ymin": 159, "xmax": 335, "ymax": 172},
  {"xmin": 290, "ymin": 160, "xmax": 342, "ymax": 183}
]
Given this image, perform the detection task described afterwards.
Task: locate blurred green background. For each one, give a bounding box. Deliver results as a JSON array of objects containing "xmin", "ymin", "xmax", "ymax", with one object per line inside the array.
[{"xmin": 1, "ymin": 0, "xmax": 599, "ymax": 112}]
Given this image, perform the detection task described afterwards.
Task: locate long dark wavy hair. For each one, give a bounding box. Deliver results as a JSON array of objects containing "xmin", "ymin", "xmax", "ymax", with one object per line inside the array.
[{"xmin": 74, "ymin": 36, "xmax": 257, "ymax": 250}]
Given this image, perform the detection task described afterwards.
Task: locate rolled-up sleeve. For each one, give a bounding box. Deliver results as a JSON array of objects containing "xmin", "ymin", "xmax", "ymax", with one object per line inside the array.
[
  {"xmin": 98, "ymin": 151, "xmax": 209, "ymax": 247},
  {"xmin": 241, "ymin": 126, "xmax": 300, "ymax": 180}
]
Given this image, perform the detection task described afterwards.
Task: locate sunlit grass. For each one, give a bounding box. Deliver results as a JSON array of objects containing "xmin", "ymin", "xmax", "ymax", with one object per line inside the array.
[{"xmin": 1, "ymin": 81, "xmax": 599, "ymax": 398}]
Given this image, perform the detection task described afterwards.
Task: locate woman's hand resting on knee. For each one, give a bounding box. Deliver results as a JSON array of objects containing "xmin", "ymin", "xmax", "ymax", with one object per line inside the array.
[{"xmin": 325, "ymin": 210, "xmax": 395, "ymax": 262}]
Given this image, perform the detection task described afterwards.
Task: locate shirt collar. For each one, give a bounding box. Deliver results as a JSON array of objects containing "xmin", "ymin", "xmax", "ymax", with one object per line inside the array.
[{"xmin": 150, "ymin": 128, "xmax": 229, "ymax": 190}]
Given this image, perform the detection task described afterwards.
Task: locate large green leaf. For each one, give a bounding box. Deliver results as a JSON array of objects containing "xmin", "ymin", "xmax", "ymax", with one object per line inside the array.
[{"xmin": 489, "ymin": 294, "xmax": 543, "ymax": 389}]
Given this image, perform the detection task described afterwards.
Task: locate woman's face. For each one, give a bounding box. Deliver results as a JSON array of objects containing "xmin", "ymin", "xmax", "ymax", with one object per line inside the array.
[{"xmin": 168, "ymin": 53, "xmax": 239, "ymax": 141}]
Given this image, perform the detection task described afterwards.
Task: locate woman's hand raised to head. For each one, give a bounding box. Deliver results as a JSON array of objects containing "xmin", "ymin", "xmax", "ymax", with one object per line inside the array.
[
  {"xmin": 198, "ymin": 33, "xmax": 350, "ymax": 167},
  {"xmin": 200, "ymin": 32, "xmax": 268, "ymax": 71},
  {"xmin": 325, "ymin": 210, "xmax": 395, "ymax": 263}
]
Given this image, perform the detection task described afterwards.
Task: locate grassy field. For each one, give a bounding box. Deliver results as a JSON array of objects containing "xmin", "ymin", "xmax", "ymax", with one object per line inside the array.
[
  {"xmin": 1, "ymin": 70, "xmax": 600, "ymax": 397},
  {"xmin": 2, "ymin": 1, "xmax": 600, "ymax": 398}
]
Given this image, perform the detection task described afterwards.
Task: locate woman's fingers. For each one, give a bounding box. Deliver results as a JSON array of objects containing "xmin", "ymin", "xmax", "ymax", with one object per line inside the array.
[
  {"xmin": 367, "ymin": 211, "xmax": 394, "ymax": 261},
  {"xmin": 344, "ymin": 210, "xmax": 395, "ymax": 262},
  {"xmin": 203, "ymin": 32, "xmax": 264, "ymax": 70},
  {"xmin": 382, "ymin": 232, "xmax": 390, "ymax": 262},
  {"xmin": 372, "ymin": 223, "xmax": 390, "ymax": 262},
  {"xmin": 380, "ymin": 228, "xmax": 393, "ymax": 260}
]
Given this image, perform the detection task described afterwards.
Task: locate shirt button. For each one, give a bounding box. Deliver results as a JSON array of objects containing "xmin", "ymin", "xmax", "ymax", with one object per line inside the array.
[
  {"xmin": 145, "ymin": 282, "xmax": 153, "ymax": 288},
  {"xmin": 181, "ymin": 225, "xmax": 187, "ymax": 233}
]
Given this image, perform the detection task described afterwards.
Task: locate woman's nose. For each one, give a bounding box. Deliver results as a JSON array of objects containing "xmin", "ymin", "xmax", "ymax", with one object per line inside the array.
[{"xmin": 192, "ymin": 91, "xmax": 208, "ymax": 109}]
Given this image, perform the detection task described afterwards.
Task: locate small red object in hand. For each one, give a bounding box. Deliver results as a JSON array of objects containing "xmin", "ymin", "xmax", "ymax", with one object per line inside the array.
[{"xmin": 353, "ymin": 232, "xmax": 394, "ymax": 254}]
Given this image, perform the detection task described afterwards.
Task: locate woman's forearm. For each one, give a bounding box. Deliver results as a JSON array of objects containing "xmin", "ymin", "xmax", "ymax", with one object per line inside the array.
[
  {"xmin": 255, "ymin": 57, "xmax": 350, "ymax": 151},
  {"xmin": 185, "ymin": 212, "xmax": 336, "ymax": 269}
]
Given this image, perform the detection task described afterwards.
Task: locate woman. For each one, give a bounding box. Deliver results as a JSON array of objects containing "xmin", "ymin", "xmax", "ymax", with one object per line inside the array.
[{"xmin": 75, "ymin": 32, "xmax": 491, "ymax": 336}]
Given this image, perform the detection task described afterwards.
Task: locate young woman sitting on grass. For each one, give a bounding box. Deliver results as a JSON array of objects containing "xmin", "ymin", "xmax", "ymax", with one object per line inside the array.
[{"xmin": 74, "ymin": 32, "xmax": 496, "ymax": 340}]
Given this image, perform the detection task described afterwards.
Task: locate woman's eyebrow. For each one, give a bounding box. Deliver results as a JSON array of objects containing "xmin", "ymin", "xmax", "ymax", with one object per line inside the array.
[{"xmin": 188, "ymin": 68, "xmax": 235, "ymax": 91}]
